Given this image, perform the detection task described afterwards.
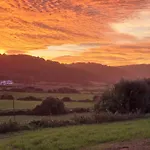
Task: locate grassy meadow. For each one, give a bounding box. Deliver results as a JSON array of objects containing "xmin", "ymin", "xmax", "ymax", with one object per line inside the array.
[
  {"xmin": 0, "ymin": 100, "xmax": 93, "ymax": 110},
  {"xmin": 0, "ymin": 91, "xmax": 94, "ymax": 100},
  {"xmin": 0, "ymin": 99, "xmax": 93, "ymax": 123},
  {"xmin": 0, "ymin": 91, "xmax": 94, "ymax": 123},
  {"xmin": 0, "ymin": 118, "xmax": 150, "ymax": 150}
]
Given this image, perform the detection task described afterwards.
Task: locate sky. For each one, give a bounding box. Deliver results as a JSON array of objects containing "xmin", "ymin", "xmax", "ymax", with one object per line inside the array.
[{"xmin": 0, "ymin": 0, "xmax": 150, "ymax": 66}]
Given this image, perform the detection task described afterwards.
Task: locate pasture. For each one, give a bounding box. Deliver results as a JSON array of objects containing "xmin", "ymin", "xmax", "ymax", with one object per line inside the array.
[
  {"xmin": 0, "ymin": 100, "xmax": 93, "ymax": 110},
  {"xmin": 0, "ymin": 91, "xmax": 94, "ymax": 100},
  {"xmin": 0, "ymin": 92, "xmax": 94, "ymax": 124},
  {"xmin": 0, "ymin": 118, "xmax": 150, "ymax": 150}
]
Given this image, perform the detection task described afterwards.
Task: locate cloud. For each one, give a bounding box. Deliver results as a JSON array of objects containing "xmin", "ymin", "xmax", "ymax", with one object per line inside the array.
[
  {"xmin": 53, "ymin": 41, "xmax": 150, "ymax": 66},
  {"xmin": 0, "ymin": 0, "xmax": 150, "ymax": 65},
  {"xmin": 0, "ymin": 0, "xmax": 148, "ymax": 48},
  {"xmin": 6, "ymin": 50, "xmax": 27, "ymax": 54},
  {"xmin": 112, "ymin": 10, "xmax": 150, "ymax": 39},
  {"xmin": 47, "ymin": 43, "xmax": 100, "ymax": 51}
]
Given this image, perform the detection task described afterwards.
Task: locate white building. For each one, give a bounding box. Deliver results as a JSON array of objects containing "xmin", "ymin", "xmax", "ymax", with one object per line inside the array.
[{"xmin": 0, "ymin": 80, "xmax": 14, "ymax": 86}]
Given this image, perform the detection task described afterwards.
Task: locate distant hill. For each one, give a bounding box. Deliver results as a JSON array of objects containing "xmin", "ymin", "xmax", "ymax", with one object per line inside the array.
[
  {"xmin": 0, "ymin": 54, "xmax": 150, "ymax": 84},
  {"xmin": 68, "ymin": 63, "xmax": 132, "ymax": 82},
  {"xmin": 119, "ymin": 64, "xmax": 150, "ymax": 79},
  {"xmin": 0, "ymin": 54, "xmax": 94, "ymax": 84}
]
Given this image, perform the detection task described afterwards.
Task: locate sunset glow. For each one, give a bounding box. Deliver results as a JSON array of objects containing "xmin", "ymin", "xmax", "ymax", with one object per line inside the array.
[{"xmin": 0, "ymin": 0, "xmax": 150, "ymax": 66}]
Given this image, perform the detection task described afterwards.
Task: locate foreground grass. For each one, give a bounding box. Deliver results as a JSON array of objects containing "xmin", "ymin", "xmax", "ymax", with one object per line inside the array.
[
  {"xmin": 0, "ymin": 100, "xmax": 93, "ymax": 110},
  {"xmin": 0, "ymin": 118, "xmax": 150, "ymax": 150}
]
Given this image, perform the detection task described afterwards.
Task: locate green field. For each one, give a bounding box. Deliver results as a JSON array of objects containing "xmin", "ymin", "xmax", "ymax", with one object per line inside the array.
[
  {"xmin": 0, "ymin": 100, "xmax": 93, "ymax": 110},
  {"xmin": 0, "ymin": 118, "xmax": 150, "ymax": 150},
  {"xmin": 0, "ymin": 92, "xmax": 94, "ymax": 100},
  {"xmin": 0, "ymin": 92, "xmax": 94, "ymax": 124}
]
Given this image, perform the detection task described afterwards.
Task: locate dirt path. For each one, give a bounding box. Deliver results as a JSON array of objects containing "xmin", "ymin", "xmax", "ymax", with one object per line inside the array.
[
  {"xmin": 104, "ymin": 139, "xmax": 150, "ymax": 150},
  {"xmin": 82, "ymin": 139, "xmax": 150, "ymax": 150}
]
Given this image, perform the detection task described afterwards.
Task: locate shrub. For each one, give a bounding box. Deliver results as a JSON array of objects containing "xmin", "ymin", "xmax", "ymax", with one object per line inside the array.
[
  {"xmin": 68, "ymin": 108, "xmax": 91, "ymax": 113},
  {"xmin": 72, "ymin": 115, "xmax": 94, "ymax": 124},
  {"xmin": 0, "ymin": 109, "xmax": 31, "ymax": 116},
  {"xmin": 0, "ymin": 120, "xmax": 20, "ymax": 133},
  {"xmin": 57, "ymin": 87, "xmax": 80, "ymax": 93},
  {"xmin": 17, "ymin": 96, "xmax": 42, "ymax": 101},
  {"xmin": 78, "ymin": 99, "xmax": 92, "ymax": 102},
  {"xmin": 29, "ymin": 119, "xmax": 76, "ymax": 128},
  {"xmin": 0, "ymin": 94, "xmax": 14, "ymax": 100},
  {"xmin": 93, "ymin": 95, "xmax": 100, "ymax": 102},
  {"xmin": 95, "ymin": 79, "xmax": 150, "ymax": 114},
  {"xmin": 61, "ymin": 97, "xmax": 72, "ymax": 102},
  {"xmin": 32, "ymin": 97, "xmax": 66, "ymax": 115},
  {"xmin": 5, "ymin": 87, "xmax": 44, "ymax": 93},
  {"xmin": 61, "ymin": 97, "xmax": 91, "ymax": 102},
  {"xmin": 48, "ymin": 87, "xmax": 80, "ymax": 93}
]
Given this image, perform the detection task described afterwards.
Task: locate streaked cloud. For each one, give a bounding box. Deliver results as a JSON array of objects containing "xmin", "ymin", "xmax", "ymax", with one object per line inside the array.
[
  {"xmin": 112, "ymin": 10, "xmax": 150, "ymax": 39},
  {"xmin": 0, "ymin": 0, "xmax": 150, "ymax": 65},
  {"xmin": 53, "ymin": 41, "xmax": 150, "ymax": 66}
]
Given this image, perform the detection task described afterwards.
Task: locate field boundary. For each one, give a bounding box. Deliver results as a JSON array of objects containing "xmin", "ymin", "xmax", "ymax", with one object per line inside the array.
[{"xmin": 0, "ymin": 113, "xmax": 150, "ymax": 134}]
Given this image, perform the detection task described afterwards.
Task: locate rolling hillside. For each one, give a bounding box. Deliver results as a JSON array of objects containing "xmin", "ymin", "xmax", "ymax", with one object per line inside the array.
[{"xmin": 0, "ymin": 54, "xmax": 150, "ymax": 84}]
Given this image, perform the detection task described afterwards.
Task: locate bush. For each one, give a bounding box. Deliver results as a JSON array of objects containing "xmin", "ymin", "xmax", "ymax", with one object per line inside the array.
[
  {"xmin": 5, "ymin": 87, "xmax": 44, "ymax": 93},
  {"xmin": 72, "ymin": 115, "xmax": 94, "ymax": 124},
  {"xmin": 17, "ymin": 96, "xmax": 42, "ymax": 101},
  {"xmin": 0, "ymin": 109, "xmax": 31, "ymax": 116},
  {"xmin": 61, "ymin": 97, "xmax": 91, "ymax": 102},
  {"xmin": 95, "ymin": 79, "xmax": 150, "ymax": 114},
  {"xmin": 48, "ymin": 87, "xmax": 80, "ymax": 93},
  {"xmin": 0, "ymin": 94, "xmax": 14, "ymax": 100},
  {"xmin": 32, "ymin": 97, "xmax": 66, "ymax": 115},
  {"xmin": 68, "ymin": 108, "xmax": 91, "ymax": 113},
  {"xmin": 78, "ymin": 99, "xmax": 92, "ymax": 102},
  {"xmin": 57, "ymin": 87, "xmax": 80, "ymax": 93},
  {"xmin": 0, "ymin": 120, "xmax": 20, "ymax": 133},
  {"xmin": 61, "ymin": 97, "xmax": 72, "ymax": 102},
  {"xmin": 93, "ymin": 95, "xmax": 100, "ymax": 102},
  {"xmin": 29, "ymin": 119, "xmax": 76, "ymax": 128}
]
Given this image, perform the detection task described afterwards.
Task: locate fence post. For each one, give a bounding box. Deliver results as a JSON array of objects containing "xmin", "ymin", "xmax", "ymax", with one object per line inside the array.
[{"xmin": 13, "ymin": 98, "xmax": 16, "ymax": 122}]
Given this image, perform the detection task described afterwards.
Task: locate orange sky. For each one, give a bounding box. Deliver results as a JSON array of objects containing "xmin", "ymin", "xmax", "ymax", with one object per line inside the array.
[{"xmin": 0, "ymin": 0, "xmax": 150, "ymax": 66}]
